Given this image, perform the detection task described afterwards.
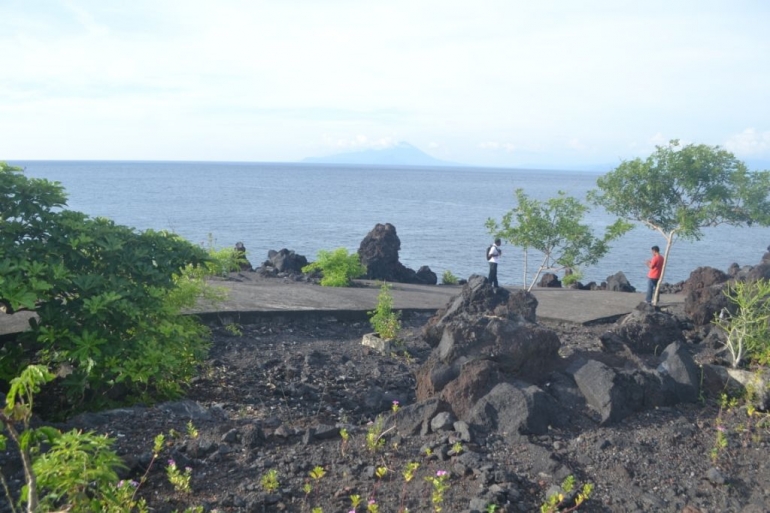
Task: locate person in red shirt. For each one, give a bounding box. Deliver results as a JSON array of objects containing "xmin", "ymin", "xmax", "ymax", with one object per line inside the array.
[{"xmin": 645, "ymin": 245, "xmax": 664, "ymax": 304}]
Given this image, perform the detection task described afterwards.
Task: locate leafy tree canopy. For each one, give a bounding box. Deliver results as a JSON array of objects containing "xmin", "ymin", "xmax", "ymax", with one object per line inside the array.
[
  {"xmin": 487, "ymin": 189, "xmax": 631, "ymax": 290},
  {"xmin": 589, "ymin": 140, "xmax": 770, "ymax": 304},
  {"xmin": 589, "ymin": 140, "xmax": 770, "ymax": 240}
]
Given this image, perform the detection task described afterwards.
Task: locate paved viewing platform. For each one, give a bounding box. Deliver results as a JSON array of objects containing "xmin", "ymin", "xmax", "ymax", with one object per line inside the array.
[
  {"xmin": 195, "ymin": 274, "xmax": 683, "ymax": 325},
  {"xmin": 0, "ymin": 274, "xmax": 684, "ymax": 338}
]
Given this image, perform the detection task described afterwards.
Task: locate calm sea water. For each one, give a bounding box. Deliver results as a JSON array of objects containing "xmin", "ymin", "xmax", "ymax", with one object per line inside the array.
[{"xmin": 13, "ymin": 160, "xmax": 770, "ymax": 289}]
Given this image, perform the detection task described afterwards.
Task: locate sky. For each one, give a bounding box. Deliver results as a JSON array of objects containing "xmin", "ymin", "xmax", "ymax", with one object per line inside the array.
[{"xmin": 2, "ymin": 1, "xmax": 770, "ymax": 169}]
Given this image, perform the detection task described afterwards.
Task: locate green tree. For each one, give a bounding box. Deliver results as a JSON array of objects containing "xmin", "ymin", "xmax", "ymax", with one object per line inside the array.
[
  {"xmin": 589, "ymin": 140, "xmax": 770, "ymax": 304},
  {"xmin": 486, "ymin": 189, "xmax": 631, "ymax": 291},
  {"xmin": 0, "ymin": 162, "xmax": 213, "ymax": 408}
]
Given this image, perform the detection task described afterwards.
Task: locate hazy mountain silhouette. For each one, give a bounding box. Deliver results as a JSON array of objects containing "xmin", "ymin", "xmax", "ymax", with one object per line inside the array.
[{"xmin": 302, "ymin": 142, "xmax": 456, "ymax": 166}]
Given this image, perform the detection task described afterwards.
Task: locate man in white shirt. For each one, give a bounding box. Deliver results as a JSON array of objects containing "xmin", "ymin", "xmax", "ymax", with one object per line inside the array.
[{"xmin": 488, "ymin": 238, "xmax": 502, "ymax": 288}]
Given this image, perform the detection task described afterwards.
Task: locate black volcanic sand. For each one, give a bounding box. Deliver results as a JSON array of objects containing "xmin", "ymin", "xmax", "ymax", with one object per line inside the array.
[{"xmin": 2, "ymin": 313, "xmax": 769, "ymax": 513}]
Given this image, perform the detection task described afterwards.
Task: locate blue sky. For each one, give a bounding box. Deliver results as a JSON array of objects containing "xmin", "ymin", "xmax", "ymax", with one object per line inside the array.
[{"xmin": 2, "ymin": 1, "xmax": 769, "ymax": 169}]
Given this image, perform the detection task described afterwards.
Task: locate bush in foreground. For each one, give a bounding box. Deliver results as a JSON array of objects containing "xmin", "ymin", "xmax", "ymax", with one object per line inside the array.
[{"xmin": 0, "ymin": 162, "xmax": 214, "ymax": 409}]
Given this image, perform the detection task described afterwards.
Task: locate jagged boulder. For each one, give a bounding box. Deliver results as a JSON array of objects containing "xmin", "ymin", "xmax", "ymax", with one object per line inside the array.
[
  {"xmin": 269, "ymin": 249, "xmax": 308, "ymax": 274},
  {"xmin": 415, "ymin": 266, "xmax": 438, "ymax": 285},
  {"xmin": 568, "ymin": 359, "xmax": 677, "ymax": 425},
  {"xmin": 682, "ymin": 266, "xmax": 733, "ymax": 325},
  {"xmin": 385, "ymin": 398, "xmax": 448, "ymax": 436},
  {"xmin": 657, "ymin": 341, "xmax": 701, "ymax": 404},
  {"xmin": 357, "ymin": 223, "xmax": 429, "ymax": 284},
  {"xmin": 727, "ymin": 263, "xmax": 753, "ymax": 280},
  {"xmin": 466, "ymin": 382, "xmax": 563, "ymax": 440},
  {"xmin": 605, "ymin": 271, "xmax": 635, "ymax": 292},
  {"xmin": 747, "ymin": 262, "xmax": 770, "ymax": 282},
  {"xmin": 257, "ymin": 248, "xmax": 309, "ymax": 277},
  {"xmin": 416, "ymin": 276, "xmax": 561, "ymax": 419},
  {"xmin": 681, "ymin": 266, "xmax": 729, "ymax": 296},
  {"xmin": 423, "ymin": 274, "xmax": 537, "ymax": 347},
  {"xmin": 600, "ymin": 302, "xmax": 686, "ymax": 355},
  {"xmin": 539, "ymin": 273, "xmax": 561, "ymax": 288}
]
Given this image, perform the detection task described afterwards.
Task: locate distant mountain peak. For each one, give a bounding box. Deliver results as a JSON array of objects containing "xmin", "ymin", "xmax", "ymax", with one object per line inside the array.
[{"xmin": 302, "ymin": 142, "xmax": 454, "ymax": 166}]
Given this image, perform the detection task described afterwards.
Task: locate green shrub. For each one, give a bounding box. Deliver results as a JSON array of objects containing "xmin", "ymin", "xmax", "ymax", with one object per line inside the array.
[
  {"xmin": 713, "ymin": 279, "xmax": 770, "ymax": 367},
  {"xmin": 441, "ymin": 270, "xmax": 459, "ymax": 285},
  {"xmin": 368, "ymin": 282, "xmax": 401, "ymax": 340},
  {"xmin": 0, "ymin": 365, "xmax": 147, "ymax": 513},
  {"xmin": 302, "ymin": 248, "xmax": 366, "ymax": 287},
  {"xmin": 202, "ymin": 234, "xmax": 249, "ymax": 277},
  {"xmin": 561, "ymin": 270, "xmax": 583, "ymax": 287},
  {"xmin": 0, "ymin": 163, "xmax": 213, "ymax": 409}
]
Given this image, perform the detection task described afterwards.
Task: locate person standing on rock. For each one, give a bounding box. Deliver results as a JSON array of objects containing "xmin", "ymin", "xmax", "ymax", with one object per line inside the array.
[
  {"xmin": 645, "ymin": 245, "xmax": 664, "ymax": 304},
  {"xmin": 487, "ymin": 238, "xmax": 502, "ymax": 288}
]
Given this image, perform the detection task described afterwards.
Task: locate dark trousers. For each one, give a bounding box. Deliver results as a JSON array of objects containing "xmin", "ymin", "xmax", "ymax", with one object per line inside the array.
[
  {"xmin": 646, "ymin": 278, "xmax": 659, "ymax": 303},
  {"xmin": 488, "ymin": 262, "xmax": 498, "ymax": 288}
]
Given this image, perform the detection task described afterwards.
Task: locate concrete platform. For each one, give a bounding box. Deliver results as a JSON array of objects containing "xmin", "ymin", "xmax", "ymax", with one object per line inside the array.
[
  {"xmin": 193, "ymin": 274, "xmax": 683, "ymax": 326},
  {"xmin": 1, "ymin": 274, "xmax": 684, "ymax": 338}
]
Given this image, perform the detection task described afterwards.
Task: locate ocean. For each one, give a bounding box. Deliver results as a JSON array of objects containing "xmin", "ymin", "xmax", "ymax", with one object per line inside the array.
[{"xmin": 13, "ymin": 160, "xmax": 770, "ymax": 290}]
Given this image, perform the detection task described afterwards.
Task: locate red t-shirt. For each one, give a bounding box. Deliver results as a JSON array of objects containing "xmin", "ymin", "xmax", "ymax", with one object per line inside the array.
[{"xmin": 647, "ymin": 254, "xmax": 663, "ymax": 280}]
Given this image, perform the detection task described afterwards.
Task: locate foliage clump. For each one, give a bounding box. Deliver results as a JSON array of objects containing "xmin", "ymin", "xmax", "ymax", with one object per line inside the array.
[
  {"xmin": 590, "ymin": 140, "xmax": 770, "ymax": 303},
  {"xmin": 486, "ymin": 188, "xmax": 631, "ymax": 290},
  {"xmin": 368, "ymin": 282, "xmax": 401, "ymax": 340},
  {"xmin": 302, "ymin": 247, "xmax": 366, "ymax": 287},
  {"xmin": 441, "ymin": 270, "xmax": 459, "ymax": 285},
  {"xmin": 0, "ymin": 162, "xmax": 215, "ymax": 409},
  {"xmin": 713, "ymin": 279, "xmax": 770, "ymax": 368}
]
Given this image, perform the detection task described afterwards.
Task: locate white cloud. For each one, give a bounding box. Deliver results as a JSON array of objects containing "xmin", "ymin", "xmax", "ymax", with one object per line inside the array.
[
  {"xmin": 2, "ymin": 1, "xmax": 770, "ymax": 164},
  {"xmin": 725, "ymin": 129, "xmax": 770, "ymax": 157}
]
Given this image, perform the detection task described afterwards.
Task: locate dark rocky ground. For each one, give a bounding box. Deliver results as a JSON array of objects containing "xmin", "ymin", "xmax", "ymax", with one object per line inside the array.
[{"xmin": 7, "ymin": 304, "xmax": 762, "ymax": 513}]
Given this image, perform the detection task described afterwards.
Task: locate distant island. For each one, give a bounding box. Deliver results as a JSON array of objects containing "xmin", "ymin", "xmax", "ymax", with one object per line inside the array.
[{"xmin": 301, "ymin": 142, "xmax": 457, "ymax": 167}]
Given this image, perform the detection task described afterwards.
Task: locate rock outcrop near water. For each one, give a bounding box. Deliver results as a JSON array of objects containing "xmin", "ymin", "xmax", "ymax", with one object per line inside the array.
[
  {"xmin": 357, "ymin": 223, "xmax": 437, "ymax": 285},
  {"xmin": 256, "ymin": 248, "xmax": 310, "ymax": 279}
]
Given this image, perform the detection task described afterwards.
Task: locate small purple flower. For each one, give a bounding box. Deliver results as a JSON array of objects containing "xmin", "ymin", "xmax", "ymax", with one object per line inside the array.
[
  {"xmin": 168, "ymin": 459, "xmax": 176, "ymax": 467},
  {"xmin": 436, "ymin": 470, "xmax": 448, "ymax": 477},
  {"xmin": 392, "ymin": 400, "xmax": 399, "ymax": 405},
  {"xmin": 717, "ymin": 425, "xmax": 726, "ymax": 432},
  {"xmin": 368, "ymin": 499, "xmax": 376, "ymax": 505}
]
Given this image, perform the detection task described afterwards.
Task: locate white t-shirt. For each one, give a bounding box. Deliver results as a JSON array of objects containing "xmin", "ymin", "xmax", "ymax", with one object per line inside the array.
[{"xmin": 488, "ymin": 244, "xmax": 501, "ymax": 263}]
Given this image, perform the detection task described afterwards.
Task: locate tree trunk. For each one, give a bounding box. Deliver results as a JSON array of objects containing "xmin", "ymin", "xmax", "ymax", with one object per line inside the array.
[
  {"xmin": 523, "ymin": 248, "xmax": 528, "ymax": 287},
  {"xmin": 653, "ymin": 232, "xmax": 676, "ymax": 306},
  {"xmin": 527, "ymin": 253, "xmax": 550, "ymax": 292}
]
